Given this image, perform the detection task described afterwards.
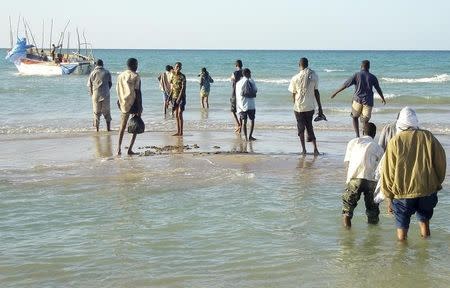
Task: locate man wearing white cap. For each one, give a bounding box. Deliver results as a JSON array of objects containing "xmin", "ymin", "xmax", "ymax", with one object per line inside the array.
[{"xmin": 381, "ymin": 107, "xmax": 446, "ymax": 241}]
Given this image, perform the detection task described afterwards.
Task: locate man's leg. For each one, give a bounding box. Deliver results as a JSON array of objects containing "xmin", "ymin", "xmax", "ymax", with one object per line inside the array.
[
  {"xmin": 304, "ymin": 110, "xmax": 318, "ymax": 155},
  {"xmin": 392, "ymin": 198, "xmax": 414, "ymax": 241},
  {"xmin": 127, "ymin": 133, "xmax": 138, "ymax": 155},
  {"xmin": 419, "ymin": 221, "xmax": 431, "ymax": 238},
  {"xmin": 351, "ymin": 102, "xmax": 363, "ymax": 137},
  {"xmin": 342, "ymin": 179, "xmax": 362, "ymax": 228},
  {"xmin": 232, "ymin": 112, "xmax": 240, "ymax": 133},
  {"xmin": 117, "ymin": 113, "xmax": 129, "ymax": 155},
  {"xmin": 249, "ymin": 119, "xmax": 255, "ymax": 141},
  {"xmin": 103, "ymin": 102, "xmax": 112, "ymax": 132},
  {"xmin": 363, "ymin": 180, "xmax": 380, "ymax": 224},
  {"xmin": 416, "ymin": 192, "xmax": 438, "ymax": 238},
  {"xmin": 295, "ymin": 111, "xmax": 307, "ymax": 154},
  {"xmin": 173, "ymin": 106, "xmax": 181, "ymax": 136},
  {"xmin": 179, "ymin": 109, "xmax": 184, "ymax": 136},
  {"xmin": 242, "ymin": 118, "xmax": 248, "ymax": 141},
  {"xmin": 248, "ymin": 110, "xmax": 256, "ymax": 141},
  {"xmin": 352, "ymin": 117, "xmax": 360, "ymax": 138}
]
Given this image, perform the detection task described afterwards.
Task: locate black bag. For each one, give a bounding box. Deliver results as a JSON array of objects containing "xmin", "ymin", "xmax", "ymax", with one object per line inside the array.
[
  {"xmin": 127, "ymin": 115, "xmax": 145, "ymax": 134},
  {"xmin": 241, "ymin": 79, "xmax": 256, "ymax": 98}
]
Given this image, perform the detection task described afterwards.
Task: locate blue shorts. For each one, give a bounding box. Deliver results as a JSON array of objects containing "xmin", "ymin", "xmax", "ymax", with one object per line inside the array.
[
  {"xmin": 392, "ymin": 193, "xmax": 438, "ymax": 229},
  {"xmin": 172, "ymin": 97, "xmax": 186, "ymax": 112}
]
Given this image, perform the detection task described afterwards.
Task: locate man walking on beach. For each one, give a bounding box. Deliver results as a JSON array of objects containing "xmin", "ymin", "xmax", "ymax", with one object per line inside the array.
[
  {"xmin": 87, "ymin": 59, "xmax": 112, "ymax": 132},
  {"xmin": 231, "ymin": 60, "xmax": 243, "ymax": 133},
  {"xmin": 331, "ymin": 60, "xmax": 386, "ymax": 137},
  {"xmin": 342, "ymin": 122, "xmax": 384, "ymax": 228},
  {"xmin": 288, "ymin": 58, "xmax": 325, "ymax": 155},
  {"xmin": 116, "ymin": 58, "xmax": 142, "ymax": 155},
  {"xmin": 158, "ymin": 65, "xmax": 173, "ymax": 117},
  {"xmin": 170, "ymin": 62, "xmax": 186, "ymax": 136},
  {"xmin": 381, "ymin": 107, "xmax": 446, "ymax": 241},
  {"xmin": 236, "ymin": 68, "xmax": 257, "ymax": 141}
]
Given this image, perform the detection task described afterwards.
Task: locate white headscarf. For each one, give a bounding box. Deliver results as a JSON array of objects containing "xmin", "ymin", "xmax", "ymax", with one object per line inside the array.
[{"xmin": 396, "ymin": 106, "xmax": 419, "ymax": 132}]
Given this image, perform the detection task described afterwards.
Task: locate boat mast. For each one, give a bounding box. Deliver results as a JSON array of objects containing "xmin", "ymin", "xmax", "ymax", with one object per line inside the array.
[
  {"xmin": 58, "ymin": 20, "xmax": 71, "ymax": 55},
  {"xmin": 76, "ymin": 28, "xmax": 81, "ymax": 54},
  {"xmin": 66, "ymin": 32, "xmax": 70, "ymax": 60},
  {"xmin": 16, "ymin": 15, "xmax": 21, "ymax": 42},
  {"xmin": 24, "ymin": 19, "xmax": 39, "ymax": 54},
  {"xmin": 49, "ymin": 19, "xmax": 53, "ymax": 50},
  {"xmin": 41, "ymin": 20, "xmax": 45, "ymax": 53},
  {"xmin": 82, "ymin": 30, "xmax": 87, "ymax": 57},
  {"xmin": 9, "ymin": 16, "xmax": 13, "ymax": 48}
]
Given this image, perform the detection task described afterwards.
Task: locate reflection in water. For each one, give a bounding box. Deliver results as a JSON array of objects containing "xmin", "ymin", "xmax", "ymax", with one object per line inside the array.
[
  {"xmin": 201, "ymin": 108, "xmax": 209, "ymax": 120},
  {"xmin": 231, "ymin": 136, "xmax": 254, "ymax": 153},
  {"xmin": 176, "ymin": 136, "xmax": 184, "ymax": 153},
  {"xmin": 297, "ymin": 155, "xmax": 317, "ymax": 169},
  {"xmin": 93, "ymin": 133, "xmax": 113, "ymax": 158}
]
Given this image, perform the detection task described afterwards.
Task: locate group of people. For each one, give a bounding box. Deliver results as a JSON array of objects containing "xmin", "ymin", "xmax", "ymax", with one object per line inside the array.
[
  {"xmin": 341, "ymin": 109, "xmax": 446, "ymax": 241},
  {"xmin": 87, "ymin": 57, "xmax": 446, "ymax": 241}
]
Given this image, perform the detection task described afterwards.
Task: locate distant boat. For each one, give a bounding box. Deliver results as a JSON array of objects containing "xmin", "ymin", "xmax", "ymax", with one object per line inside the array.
[{"xmin": 5, "ymin": 18, "xmax": 95, "ymax": 76}]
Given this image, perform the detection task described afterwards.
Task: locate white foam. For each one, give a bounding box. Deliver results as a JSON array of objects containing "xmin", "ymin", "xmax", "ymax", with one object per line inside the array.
[
  {"xmin": 186, "ymin": 77, "xmax": 290, "ymax": 85},
  {"xmin": 375, "ymin": 93, "xmax": 397, "ymax": 99},
  {"xmin": 324, "ymin": 69, "xmax": 345, "ymax": 73},
  {"xmin": 382, "ymin": 74, "xmax": 450, "ymax": 83}
]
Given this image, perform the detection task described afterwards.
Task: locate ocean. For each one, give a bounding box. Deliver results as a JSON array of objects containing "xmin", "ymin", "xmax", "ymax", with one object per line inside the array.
[
  {"xmin": 1, "ymin": 49, "xmax": 450, "ymax": 134},
  {"xmin": 1, "ymin": 50, "xmax": 449, "ymax": 287}
]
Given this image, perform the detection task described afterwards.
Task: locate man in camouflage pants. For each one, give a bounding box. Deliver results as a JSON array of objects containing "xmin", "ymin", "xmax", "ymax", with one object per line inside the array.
[{"xmin": 342, "ymin": 122, "xmax": 384, "ymax": 228}]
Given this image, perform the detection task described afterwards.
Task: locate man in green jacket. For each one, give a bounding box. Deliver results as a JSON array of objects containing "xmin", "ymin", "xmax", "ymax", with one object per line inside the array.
[{"xmin": 381, "ymin": 107, "xmax": 446, "ymax": 241}]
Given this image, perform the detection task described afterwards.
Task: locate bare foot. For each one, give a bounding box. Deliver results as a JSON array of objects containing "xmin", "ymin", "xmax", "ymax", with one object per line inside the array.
[
  {"xmin": 313, "ymin": 150, "xmax": 320, "ymax": 156},
  {"xmin": 301, "ymin": 150, "xmax": 307, "ymax": 156},
  {"xmin": 117, "ymin": 149, "xmax": 122, "ymax": 156},
  {"xmin": 234, "ymin": 126, "xmax": 241, "ymax": 133},
  {"xmin": 172, "ymin": 133, "xmax": 180, "ymax": 136},
  {"xmin": 249, "ymin": 136, "xmax": 257, "ymax": 141},
  {"xmin": 127, "ymin": 150, "xmax": 139, "ymax": 155}
]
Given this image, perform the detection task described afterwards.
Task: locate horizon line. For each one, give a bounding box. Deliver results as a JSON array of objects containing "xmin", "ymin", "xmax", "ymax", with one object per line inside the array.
[{"xmin": 3, "ymin": 47, "xmax": 450, "ymax": 52}]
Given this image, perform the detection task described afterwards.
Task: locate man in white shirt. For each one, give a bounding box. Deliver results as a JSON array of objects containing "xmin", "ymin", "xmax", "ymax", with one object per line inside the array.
[
  {"xmin": 158, "ymin": 65, "xmax": 173, "ymax": 117},
  {"xmin": 342, "ymin": 122, "xmax": 384, "ymax": 228},
  {"xmin": 235, "ymin": 68, "xmax": 257, "ymax": 141},
  {"xmin": 288, "ymin": 58, "xmax": 325, "ymax": 155}
]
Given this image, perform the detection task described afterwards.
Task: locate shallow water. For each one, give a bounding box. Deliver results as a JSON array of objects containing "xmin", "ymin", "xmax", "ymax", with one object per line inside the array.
[{"xmin": 0, "ymin": 130, "xmax": 449, "ymax": 287}]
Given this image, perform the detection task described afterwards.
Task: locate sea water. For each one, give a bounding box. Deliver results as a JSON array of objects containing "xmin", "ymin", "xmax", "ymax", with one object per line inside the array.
[
  {"xmin": 1, "ymin": 49, "xmax": 450, "ymax": 134},
  {"xmin": 1, "ymin": 50, "xmax": 450, "ymax": 287}
]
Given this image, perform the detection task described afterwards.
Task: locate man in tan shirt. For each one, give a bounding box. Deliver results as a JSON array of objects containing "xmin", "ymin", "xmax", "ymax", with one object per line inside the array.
[
  {"xmin": 116, "ymin": 58, "xmax": 142, "ymax": 156},
  {"xmin": 381, "ymin": 107, "xmax": 446, "ymax": 241}
]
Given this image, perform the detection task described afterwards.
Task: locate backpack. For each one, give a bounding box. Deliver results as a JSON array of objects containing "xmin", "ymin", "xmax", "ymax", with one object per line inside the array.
[{"xmin": 241, "ymin": 79, "xmax": 256, "ymax": 98}]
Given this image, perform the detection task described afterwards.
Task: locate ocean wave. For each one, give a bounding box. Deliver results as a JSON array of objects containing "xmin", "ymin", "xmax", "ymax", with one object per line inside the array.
[
  {"xmin": 186, "ymin": 77, "xmax": 290, "ymax": 85},
  {"xmin": 375, "ymin": 93, "xmax": 397, "ymax": 99},
  {"xmin": 382, "ymin": 74, "xmax": 450, "ymax": 83},
  {"xmin": 324, "ymin": 69, "xmax": 345, "ymax": 73}
]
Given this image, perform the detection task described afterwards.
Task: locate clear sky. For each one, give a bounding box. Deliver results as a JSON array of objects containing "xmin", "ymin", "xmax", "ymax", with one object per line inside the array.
[{"xmin": 2, "ymin": 0, "xmax": 450, "ymax": 50}]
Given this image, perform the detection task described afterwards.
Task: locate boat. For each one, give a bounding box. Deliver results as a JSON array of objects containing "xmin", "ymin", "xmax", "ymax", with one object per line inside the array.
[{"xmin": 5, "ymin": 18, "xmax": 95, "ymax": 76}]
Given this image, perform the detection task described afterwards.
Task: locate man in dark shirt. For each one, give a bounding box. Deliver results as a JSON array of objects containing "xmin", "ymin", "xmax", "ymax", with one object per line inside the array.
[{"xmin": 331, "ymin": 60, "xmax": 386, "ymax": 137}]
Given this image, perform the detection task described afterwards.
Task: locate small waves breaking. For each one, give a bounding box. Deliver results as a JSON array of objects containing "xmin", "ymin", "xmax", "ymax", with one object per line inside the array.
[
  {"xmin": 186, "ymin": 78, "xmax": 290, "ymax": 85},
  {"xmin": 324, "ymin": 69, "xmax": 345, "ymax": 73},
  {"xmin": 382, "ymin": 74, "xmax": 450, "ymax": 84}
]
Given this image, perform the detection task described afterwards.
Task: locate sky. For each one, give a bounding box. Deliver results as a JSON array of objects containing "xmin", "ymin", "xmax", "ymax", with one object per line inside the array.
[{"xmin": 2, "ymin": 0, "xmax": 450, "ymax": 50}]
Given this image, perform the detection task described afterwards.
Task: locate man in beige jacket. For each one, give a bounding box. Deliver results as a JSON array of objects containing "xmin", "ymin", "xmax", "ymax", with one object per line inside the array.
[{"xmin": 381, "ymin": 107, "xmax": 446, "ymax": 241}]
